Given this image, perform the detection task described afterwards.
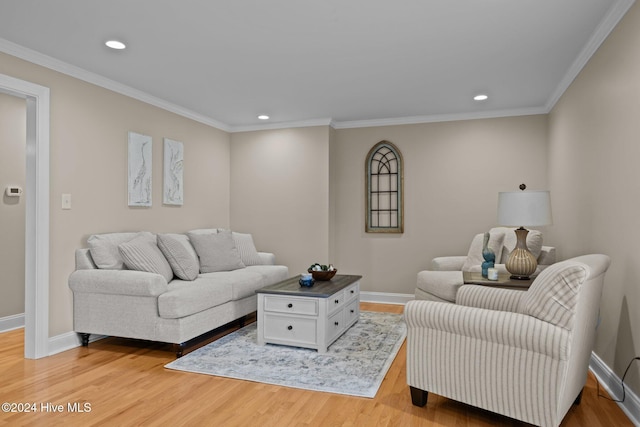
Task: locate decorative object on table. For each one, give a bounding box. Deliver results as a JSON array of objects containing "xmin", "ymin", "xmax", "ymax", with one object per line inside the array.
[
  {"xmin": 299, "ymin": 273, "xmax": 315, "ymax": 287},
  {"xmin": 481, "ymin": 232, "xmax": 496, "ymax": 277},
  {"xmin": 165, "ymin": 310, "xmax": 407, "ymax": 398},
  {"xmin": 497, "ymin": 183, "xmax": 552, "ymax": 280},
  {"xmin": 163, "ymin": 138, "xmax": 184, "ymax": 206},
  {"xmin": 308, "ymin": 263, "xmax": 337, "ymax": 281},
  {"xmin": 127, "ymin": 132, "xmax": 153, "ymax": 207},
  {"xmin": 487, "ymin": 267, "xmax": 499, "ymax": 281},
  {"xmin": 365, "ymin": 140, "xmax": 404, "ymax": 234}
]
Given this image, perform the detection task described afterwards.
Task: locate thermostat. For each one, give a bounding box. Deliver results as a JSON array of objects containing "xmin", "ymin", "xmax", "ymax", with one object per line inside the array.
[{"xmin": 5, "ymin": 186, "xmax": 23, "ymax": 197}]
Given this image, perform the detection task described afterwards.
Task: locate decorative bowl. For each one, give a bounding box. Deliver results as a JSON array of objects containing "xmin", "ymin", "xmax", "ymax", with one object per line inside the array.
[
  {"xmin": 308, "ymin": 269, "xmax": 337, "ymax": 281},
  {"xmin": 299, "ymin": 277, "xmax": 315, "ymax": 287}
]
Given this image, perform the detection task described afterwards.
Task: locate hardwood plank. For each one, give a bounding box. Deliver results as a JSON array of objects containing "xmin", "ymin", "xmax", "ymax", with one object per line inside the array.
[{"xmin": 0, "ymin": 302, "xmax": 632, "ymax": 426}]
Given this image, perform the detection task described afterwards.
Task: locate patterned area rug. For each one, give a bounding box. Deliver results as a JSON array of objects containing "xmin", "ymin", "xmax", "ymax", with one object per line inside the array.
[{"xmin": 165, "ymin": 311, "xmax": 406, "ymax": 398}]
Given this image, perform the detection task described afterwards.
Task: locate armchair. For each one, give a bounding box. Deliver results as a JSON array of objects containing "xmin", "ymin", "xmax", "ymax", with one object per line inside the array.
[
  {"xmin": 405, "ymin": 254, "xmax": 610, "ymax": 427},
  {"xmin": 416, "ymin": 227, "xmax": 556, "ymax": 302}
]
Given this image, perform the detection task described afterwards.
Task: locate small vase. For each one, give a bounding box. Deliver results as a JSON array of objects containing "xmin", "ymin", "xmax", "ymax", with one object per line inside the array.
[{"xmin": 481, "ymin": 232, "xmax": 496, "ymax": 277}]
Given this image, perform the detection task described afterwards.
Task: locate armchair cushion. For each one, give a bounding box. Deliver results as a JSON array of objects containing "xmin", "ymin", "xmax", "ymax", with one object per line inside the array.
[
  {"xmin": 417, "ymin": 271, "xmax": 464, "ymax": 302},
  {"xmin": 461, "ymin": 232, "xmax": 505, "ymax": 272},
  {"xmin": 520, "ymin": 262, "xmax": 588, "ymax": 331}
]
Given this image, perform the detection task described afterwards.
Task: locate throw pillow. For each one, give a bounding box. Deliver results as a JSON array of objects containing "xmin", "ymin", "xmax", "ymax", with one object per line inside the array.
[
  {"xmin": 461, "ymin": 232, "xmax": 506, "ymax": 272},
  {"xmin": 491, "ymin": 227, "xmax": 543, "ymax": 264},
  {"xmin": 519, "ymin": 261, "xmax": 587, "ymax": 330},
  {"xmin": 118, "ymin": 234, "xmax": 174, "ymax": 283},
  {"xmin": 157, "ymin": 233, "xmax": 200, "ymax": 281},
  {"xmin": 187, "ymin": 229, "xmax": 246, "ymax": 273},
  {"xmin": 87, "ymin": 231, "xmax": 151, "ymax": 270},
  {"xmin": 231, "ymin": 232, "xmax": 263, "ymax": 266}
]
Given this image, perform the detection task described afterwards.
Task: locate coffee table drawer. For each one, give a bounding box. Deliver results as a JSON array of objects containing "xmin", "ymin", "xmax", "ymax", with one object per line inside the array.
[
  {"xmin": 345, "ymin": 299, "xmax": 359, "ymax": 325},
  {"xmin": 263, "ymin": 314, "xmax": 318, "ymax": 346},
  {"xmin": 263, "ymin": 295, "xmax": 318, "ymax": 315}
]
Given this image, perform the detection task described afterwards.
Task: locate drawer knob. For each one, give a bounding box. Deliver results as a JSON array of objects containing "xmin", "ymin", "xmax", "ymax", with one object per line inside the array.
[
  {"xmin": 350, "ymin": 309, "xmax": 354, "ymax": 313},
  {"xmin": 334, "ymin": 299, "xmax": 339, "ymax": 304},
  {"xmin": 350, "ymin": 290, "xmax": 354, "ymax": 294},
  {"xmin": 287, "ymin": 325, "xmax": 293, "ymax": 330},
  {"xmin": 287, "ymin": 303, "xmax": 293, "ymax": 308},
  {"xmin": 334, "ymin": 321, "xmax": 339, "ymax": 326}
]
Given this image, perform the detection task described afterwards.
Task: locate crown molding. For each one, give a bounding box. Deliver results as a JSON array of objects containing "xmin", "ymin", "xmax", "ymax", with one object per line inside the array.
[
  {"xmin": 331, "ymin": 107, "xmax": 548, "ymax": 129},
  {"xmin": 0, "ymin": 38, "xmax": 231, "ymax": 132},
  {"xmin": 229, "ymin": 117, "xmax": 333, "ymax": 133},
  {"xmin": 545, "ymin": 0, "xmax": 635, "ymax": 112}
]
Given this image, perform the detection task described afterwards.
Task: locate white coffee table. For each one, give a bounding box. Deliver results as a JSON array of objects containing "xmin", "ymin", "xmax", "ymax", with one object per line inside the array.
[{"xmin": 255, "ymin": 274, "xmax": 361, "ymax": 353}]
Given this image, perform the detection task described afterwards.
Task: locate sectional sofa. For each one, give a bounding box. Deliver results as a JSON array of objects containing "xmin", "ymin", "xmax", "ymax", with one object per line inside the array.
[{"xmin": 68, "ymin": 228, "xmax": 289, "ymax": 356}]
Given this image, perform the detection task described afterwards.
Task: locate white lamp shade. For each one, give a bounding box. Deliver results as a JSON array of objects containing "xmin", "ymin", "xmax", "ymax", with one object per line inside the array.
[{"xmin": 498, "ymin": 190, "xmax": 552, "ymax": 227}]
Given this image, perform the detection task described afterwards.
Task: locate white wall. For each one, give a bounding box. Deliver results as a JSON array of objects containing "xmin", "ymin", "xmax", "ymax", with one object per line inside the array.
[
  {"xmin": 0, "ymin": 52, "xmax": 231, "ymax": 336},
  {"xmin": 230, "ymin": 126, "xmax": 330, "ymax": 275},
  {"xmin": 331, "ymin": 116, "xmax": 549, "ymax": 294},
  {"xmin": 0, "ymin": 92, "xmax": 26, "ymax": 319},
  {"xmin": 548, "ymin": 0, "xmax": 640, "ymax": 396}
]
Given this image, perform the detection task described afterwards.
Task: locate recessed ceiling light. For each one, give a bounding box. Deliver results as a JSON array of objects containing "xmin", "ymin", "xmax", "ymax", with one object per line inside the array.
[
  {"xmin": 474, "ymin": 94, "xmax": 488, "ymax": 101},
  {"xmin": 258, "ymin": 115, "xmax": 270, "ymax": 120},
  {"xmin": 105, "ymin": 40, "xmax": 126, "ymax": 50}
]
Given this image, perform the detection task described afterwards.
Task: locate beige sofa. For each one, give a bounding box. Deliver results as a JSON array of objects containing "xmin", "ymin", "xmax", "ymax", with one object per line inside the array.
[{"xmin": 69, "ymin": 229, "xmax": 288, "ymax": 356}]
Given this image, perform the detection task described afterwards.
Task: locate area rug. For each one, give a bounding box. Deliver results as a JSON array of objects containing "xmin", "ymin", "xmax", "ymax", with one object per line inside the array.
[{"xmin": 165, "ymin": 311, "xmax": 406, "ymax": 398}]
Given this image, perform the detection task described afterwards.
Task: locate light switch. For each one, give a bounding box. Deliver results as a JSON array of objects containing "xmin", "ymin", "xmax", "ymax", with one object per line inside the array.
[{"xmin": 62, "ymin": 193, "xmax": 72, "ymax": 210}]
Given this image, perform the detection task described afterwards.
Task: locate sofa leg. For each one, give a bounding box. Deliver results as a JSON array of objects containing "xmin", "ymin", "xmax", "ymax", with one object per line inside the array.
[
  {"xmin": 79, "ymin": 333, "xmax": 90, "ymax": 347},
  {"xmin": 574, "ymin": 389, "xmax": 583, "ymax": 405},
  {"xmin": 174, "ymin": 343, "xmax": 186, "ymax": 358},
  {"xmin": 410, "ymin": 386, "xmax": 428, "ymax": 407}
]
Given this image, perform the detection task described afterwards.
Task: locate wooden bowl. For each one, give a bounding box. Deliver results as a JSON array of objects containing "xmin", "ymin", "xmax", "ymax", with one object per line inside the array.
[{"xmin": 309, "ymin": 269, "xmax": 337, "ymax": 281}]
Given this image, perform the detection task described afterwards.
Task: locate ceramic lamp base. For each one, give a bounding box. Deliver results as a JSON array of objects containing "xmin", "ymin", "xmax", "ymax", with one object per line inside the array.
[{"xmin": 505, "ymin": 227, "xmax": 538, "ymax": 280}]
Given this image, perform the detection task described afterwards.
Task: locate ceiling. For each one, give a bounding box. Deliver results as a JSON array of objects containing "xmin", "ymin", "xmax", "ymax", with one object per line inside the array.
[{"xmin": 0, "ymin": 0, "xmax": 634, "ymax": 132}]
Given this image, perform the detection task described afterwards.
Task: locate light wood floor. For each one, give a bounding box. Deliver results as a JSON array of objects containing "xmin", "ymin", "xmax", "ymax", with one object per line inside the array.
[{"xmin": 0, "ymin": 303, "xmax": 632, "ymax": 427}]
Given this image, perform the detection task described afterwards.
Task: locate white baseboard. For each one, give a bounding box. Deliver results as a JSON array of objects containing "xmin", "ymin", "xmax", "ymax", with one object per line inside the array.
[
  {"xmin": 360, "ymin": 291, "xmax": 413, "ymax": 305},
  {"xmin": 0, "ymin": 313, "xmax": 25, "ymax": 332},
  {"xmin": 590, "ymin": 352, "xmax": 640, "ymax": 426},
  {"xmin": 47, "ymin": 331, "xmax": 107, "ymax": 356}
]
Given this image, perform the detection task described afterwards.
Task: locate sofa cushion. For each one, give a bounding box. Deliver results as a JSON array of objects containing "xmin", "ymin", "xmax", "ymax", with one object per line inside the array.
[
  {"xmin": 519, "ymin": 261, "xmax": 587, "ymax": 330},
  {"xmin": 88, "ymin": 231, "xmax": 152, "ymax": 270},
  {"xmin": 491, "ymin": 227, "xmax": 543, "ymax": 263},
  {"xmin": 188, "ymin": 229, "xmax": 246, "ymax": 273},
  {"xmin": 118, "ymin": 234, "xmax": 174, "ymax": 283},
  {"xmin": 461, "ymin": 232, "xmax": 505, "ymax": 272},
  {"xmin": 199, "ymin": 269, "xmax": 271, "ymax": 301},
  {"xmin": 244, "ymin": 265, "xmax": 290, "ymax": 291},
  {"xmin": 231, "ymin": 232, "xmax": 263, "ymax": 266},
  {"xmin": 157, "ymin": 233, "xmax": 199, "ymax": 281},
  {"xmin": 158, "ymin": 278, "xmax": 234, "ymax": 319}
]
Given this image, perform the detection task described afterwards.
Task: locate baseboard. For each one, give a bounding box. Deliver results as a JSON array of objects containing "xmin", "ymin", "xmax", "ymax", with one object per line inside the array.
[
  {"xmin": 47, "ymin": 331, "xmax": 107, "ymax": 356},
  {"xmin": 360, "ymin": 291, "xmax": 413, "ymax": 305},
  {"xmin": 590, "ymin": 352, "xmax": 640, "ymax": 426},
  {"xmin": 0, "ymin": 313, "xmax": 25, "ymax": 332}
]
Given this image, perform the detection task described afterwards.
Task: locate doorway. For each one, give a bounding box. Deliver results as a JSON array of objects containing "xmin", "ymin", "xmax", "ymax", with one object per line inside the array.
[{"xmin": 0, "ymin": 73, "xmax": 50, "ymax": 359}]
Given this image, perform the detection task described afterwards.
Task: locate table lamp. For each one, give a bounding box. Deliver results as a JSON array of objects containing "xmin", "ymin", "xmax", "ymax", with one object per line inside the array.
[{"xmin": 497, "ymin": 184, "xmax": 552, "ymax": 279}]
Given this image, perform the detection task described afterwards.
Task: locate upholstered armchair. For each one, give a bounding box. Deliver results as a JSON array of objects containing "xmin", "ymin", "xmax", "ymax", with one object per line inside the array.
[
  {"xmin": 415, "ymin": 227, "xmax": 556, "ymax": 302},
  {"xmin": 405, "ymin": 254, "xmax": 610, "ymax": 427}
]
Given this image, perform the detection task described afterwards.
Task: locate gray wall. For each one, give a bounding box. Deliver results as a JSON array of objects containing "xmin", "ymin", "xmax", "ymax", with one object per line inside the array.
[{"xmin": 0, "ymin": 92, "xmax": 26, "ymax": 320}]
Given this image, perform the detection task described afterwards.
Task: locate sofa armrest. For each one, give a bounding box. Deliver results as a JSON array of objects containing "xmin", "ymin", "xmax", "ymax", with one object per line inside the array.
[
  {"xmin": 404, "ymin": 300, "xmax": 569, "ymax": 359},
  {"xmin": 456, "ymin": 285, "xmax": 525, "ymax": 312},
  {"xmin": 69, "ymin": 269, "xmax": 168, "ymax": 297},
  {"xmin": 258, "ymin": 252, "xmax": 276, "ymax": 265},
  {"xmin": 430, "ymin": 256, "xmax": 467, "ymax": 271}
]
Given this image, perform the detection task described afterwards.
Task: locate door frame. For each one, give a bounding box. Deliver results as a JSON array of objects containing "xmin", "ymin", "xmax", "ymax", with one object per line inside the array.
[{"xmin": 0, "ymin": 73, "xmax": 50, "ymax": 359}]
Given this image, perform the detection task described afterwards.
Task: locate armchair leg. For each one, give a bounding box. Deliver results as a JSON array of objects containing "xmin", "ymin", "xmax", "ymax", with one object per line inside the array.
[
  {"xmin": 574, "ymin": 389, "xmax": 583, "ymax": 406},
  {"xmin": 410, "ymin": 386, "xmax": 428, "ymax": 407}
]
